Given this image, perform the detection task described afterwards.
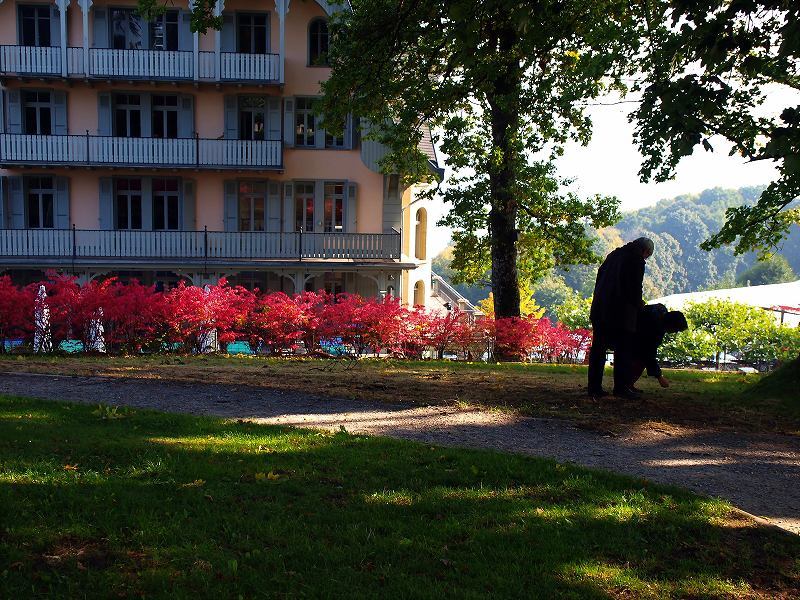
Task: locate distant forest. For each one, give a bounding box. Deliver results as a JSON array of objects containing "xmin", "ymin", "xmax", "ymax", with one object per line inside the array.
[{"xmin": 432, "ymin": 186, "xmax": 800, "ymax": 310}]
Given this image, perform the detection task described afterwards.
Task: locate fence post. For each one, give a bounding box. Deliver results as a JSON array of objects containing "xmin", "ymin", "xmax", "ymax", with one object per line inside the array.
[
  {"xmin": 71, "ymin": 223, "xmax": 76, "ymax": 273},
  {"xmin": 203, "ymin": 225, "xmax": 208, "ymax": 276},
  {"xmin": 298, "ymin": 227, "xmax": 303, "ymax": 262},
  {"xmin": 85, "ymin": 130, "xmax": 90, "ymax": 163},
  {"xmin": 195, "ymin": 132, "xmax": 199, "ymax": 167}
]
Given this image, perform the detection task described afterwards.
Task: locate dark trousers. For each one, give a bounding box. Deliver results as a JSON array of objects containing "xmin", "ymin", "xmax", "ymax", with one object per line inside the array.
[{"xmin": 588, "ymin": 325, "xmax": 633, "ymax": 394}]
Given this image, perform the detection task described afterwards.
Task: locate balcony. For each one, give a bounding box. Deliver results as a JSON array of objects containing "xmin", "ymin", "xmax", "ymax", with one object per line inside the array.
[
  {"xmin": 0, "ymin": 46, "xmax": 280, "ymax": 83},
  {"xmin": 0, "ymin": 229, "xmax": 403, "ymax": 267},
  {"xmin": 0, "ymin": 134, "xmax": 283, "ymax": 170}
]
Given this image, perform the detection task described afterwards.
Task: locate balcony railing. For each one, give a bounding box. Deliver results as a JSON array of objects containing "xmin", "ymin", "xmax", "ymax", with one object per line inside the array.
[
  {"xmin": 0, "ymin": 134, "xmax": 282, "ymax": 170},
  {"xmin": 0, "ymin": 46, "xmax": 280, "ymax": 82},
  {"xmin": 0, "ymin": 229, "xmax": 402, "ymax": 262}
]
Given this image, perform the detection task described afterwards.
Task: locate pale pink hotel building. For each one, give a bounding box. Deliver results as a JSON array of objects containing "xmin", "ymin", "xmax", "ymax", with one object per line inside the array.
[{"xmin": 0, "ymin": 0, "xmax": 440, "ymax": 306}]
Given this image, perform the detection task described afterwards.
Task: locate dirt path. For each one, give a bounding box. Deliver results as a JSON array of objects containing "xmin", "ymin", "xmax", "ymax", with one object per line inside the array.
[{"xmin": 2, "ymin": 371, "xmax": 798, "ymax": 534}]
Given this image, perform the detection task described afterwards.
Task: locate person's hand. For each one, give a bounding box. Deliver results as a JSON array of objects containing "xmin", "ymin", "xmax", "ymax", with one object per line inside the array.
[{"xmin": 658, "ymin": 376, "xmax": 669, "ymax": 388}]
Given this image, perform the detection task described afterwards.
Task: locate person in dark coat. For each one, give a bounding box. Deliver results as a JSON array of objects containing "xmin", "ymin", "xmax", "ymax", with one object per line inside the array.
[
  {"xmin": 587, "ymin": 237, "xmax": 654, "ymax": 399},
  {"xmin": 629, "ymin": 305, "xmax": 688, "ymax": 391}
]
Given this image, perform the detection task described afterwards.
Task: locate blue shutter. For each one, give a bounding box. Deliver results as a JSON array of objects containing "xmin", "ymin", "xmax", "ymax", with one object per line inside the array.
[
  {"xmin": 50, "ymin": 5, "xmax": 61, "ymax": 48},
  {"xmin": 54, "ymin": 177, "xmax": 69, "ymax": 228},
  {"xmin": 178, "ymin": 95, "xmax": 194, "ymax": 138},
  {"xmin": 135, "ymin": 15, "xmax": 149, "ymax": 49},
  {"xmin": 344, "ymin": 113, "xmax": 353, "ymax": 149},
  {"xmin": 139, "ymin": 93, "xmax": 151, "ymax": 138},
  {"xmin": 98, "ymin": 177, "xmax": 113, "ymax": 229},
  {"xmin": 8, "ymin": 176, "xmax": 24, "ymax": 229},
  {"xmin": 178, "ymin": 10, "xmax": 192, "ymax": 52},
  {"xmin": 7, "ymin": 89, "xmax": 21, "ymax": 134},
  {"xmin": 314, "ymin": 109, "xmax": 326, "ymax": 149},
  {"xmin": 282, "ymin": 182, "xmax": 294, "ymax": 232},
  {"xmin": 346, "ymin": 182, "xmax": 357, "ymax": 232},
  {"xmin": 53, "ymin": 90, "xmax": 67, "ymax": 135},
  {"xmin": 220, "ymin": 14, "xmax": 235, "ymax": 52},
  {"xmin": 267, "ymin": 181, "xmax": 280, "ymax": 232},
  {"xmin": 283, "ymin": 98, "xmax": 294, "ymax": 147},
  {"xmin": 97, "ymin": 93, "xmax": 112, "ymax": 136},
  {"xmin": 223, "ymin": 95, "xmax": 237, "ymax": 139},
  {"xmin": 0, "ymin": 91, "xmax": 5, "ymax": 133},
  {"xmin": 223, "ymin": 180, "xmax": 237, "ymax": 231},
  {"xmin": 267, "ymin": 97, "xmax": 281, "ymax": 141},
  {"xmin": 92, "ymin": 8, "xmax": 109, "ymax": 48},
  {"xmin": 0, "ymin": 177, "xmax": 6, "ymax": 228},
  {"xmin": 140, "ymin": 177, "xmax": 152, "ymax": 230},
  {"xmin": 182, "ymin": 179, "xmax": 196, "ymax": 230}
]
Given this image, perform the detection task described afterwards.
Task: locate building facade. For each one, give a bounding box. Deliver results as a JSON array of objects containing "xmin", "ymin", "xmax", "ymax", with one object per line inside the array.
[{"xmin": 0, "ymin": 0, "xmax": 440, "ymax": 306}]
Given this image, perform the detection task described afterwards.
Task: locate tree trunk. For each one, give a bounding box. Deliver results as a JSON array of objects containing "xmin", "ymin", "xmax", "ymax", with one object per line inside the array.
[{"xmin": 487, "ymin": 24, "xmax": 522, "ymax": 323}]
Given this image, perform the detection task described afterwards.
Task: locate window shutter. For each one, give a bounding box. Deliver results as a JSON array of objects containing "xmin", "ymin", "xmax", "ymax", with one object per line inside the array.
[
  {"xmin": 223, "ymin": 180, "xmax": 237, "ymax": 231},
  {"xmin": 0, "ymin": 91, "xmax": 5, "ymax": 134},
  {"xmin": 220, "ymin": 14, "xmax": 235, "ymax": 52},
  {"xmin": 283, "ymin": 98, "xmax": 294, "ymax": 147},
  {"xmin": 0, "ymin": 177, "xmax": 6, "ymax": 228},
  {"xmin": 8, "ymin": 176, "xmax": 24, "ymax": 229},
  {"xmin": 313, "ymin": 180, "xmax": 324, "ymax": 231},
  {"xmin": 178, "ymin": 95, "xmax": 194, "ymax": 138},
  {"xmin": 282, "ymin": 182, "xmax": 294, "ymax": 232},
  {"xmin": 178, "ymin": 10, "xmax": 192, "ymax": 52},
  {"xmin": 92, "ymin": 8, "xmax": 109, "ymax": 48},
  {"xmin": 7, "ymin": 89, "xmax": 21, "ymax": 134},
  {"xmin": 314, "ymin": 113, "xmax": 325, "ymax": 149},
  {"xmin": 136, "ymin": 15, "xmax": 149, "ymax": 49},
  {"xmin": 267, "ymin": 181, "xmax": 280, "ymax": 232},
  {"xmin": 97, "ymin": 92, "xmax": 112, "ymax": 136},
  {"xmin": 54, "ymin": 177, "xmax": 69, "ymax": 228},
  {"xmin": 223, "ymin": 95, "xmax": 237, "ymax": 139},
  {"xmin": 53, "ymin": 90, "xmax": 67, "ymax": 135},
  {"xmin": 140, "ymin": 93, "xmax": 152, "ymax": 138},
  {"xmin": 343, "ymin": 113, "xmax": 353, "ymax": 149},
  {"xmin": 140, "ymin": 177, "xmax": 152, "ymax": 230},
  {"xmin": 50, "ymin": 6, "xmax": 61, "ymax": 48},
  {"xmin": 346, "ymin": 182, "xmax": 357, "ymax": 232},
  {"xmin": 266, "ymin": 97, "xmax": 281, "ymax": 141},
  {"xmin": 182, "ymin": 179, "xmax": 196, "ymax": 230},
  {"xmin": 98, "ymin": 177, "xmax": 113, "ymax": 229}
]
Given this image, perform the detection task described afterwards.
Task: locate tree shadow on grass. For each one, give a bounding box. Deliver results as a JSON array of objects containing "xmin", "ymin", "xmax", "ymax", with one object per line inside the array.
[{"xmin": 0, "ymin": 396, "xmax": 798, "ymax": 598}]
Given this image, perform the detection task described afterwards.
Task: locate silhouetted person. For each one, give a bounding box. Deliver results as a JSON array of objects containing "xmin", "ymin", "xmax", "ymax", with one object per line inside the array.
[
  {"xmin": 587, "ymin": 237, "xmax": 653, "ymax": 399},
  {"xmin": 629, "ymin": 304, "xmax": 688, "ymax": 391}
]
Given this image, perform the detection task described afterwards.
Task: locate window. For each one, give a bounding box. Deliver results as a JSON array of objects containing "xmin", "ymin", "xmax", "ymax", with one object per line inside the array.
[
  {"xmin": 19, "ymin": 5, "xmax": 51, "ymax": 47},
  {"xmin": 414, "ymin": 207, "xmax": 427, "ymax": 260},
  {"xmin": 323, "ymin": 272, "xmax": 344, "ymax": 295},
  {"xmin": 237, "ymin": 13, "xmax": 268, "ymax": 54},
  {"xmin": 308, "ymin": 18, "xmax": 329, "ymax": 66},
  {"xmin": 294, "ymin": 182, "xmax": 314, "ymax": 232},
  {"xmin": 111, "ymin": 8, "xmax": 144, "ymax": 50},
  {"xmin": 239, "ymin": 96, "xmax": 265, "ymax": 140},
  {"xmin": 325, "ymin": 126, "xmax": 344, "ymax": 149},
  {"xmin": 23, "ymin": 91, "xmax": 51, "ymax": 135},
  {"xmin": 152, "ymin": 95, "xmax": 178, "ymax": 139},
  {"xmin": 26, "ymin": 176, "xmax": 54, "ymax": 229},
  {"xmin": 323, "ymin": 182, "xmax": 344, "ymax": 233},
  {"xmin": 153, "ymin": 178, "xmax": 180, "ymax": 230},
  {"xmin": 114, "ymin": 94, "xmax": 142, "ymax": 138},
  {"xmin": 294, "ymin": 97, "xmax": 315, "ymax": 147},
  {"xmin": 238, "ymin": 181, "xmax": 266, "ymax": 231},
  {"xmin": 115, "ymin": 178, "xmax": 143, "ymax": 230},
  {"xmin": 150, "ymin": 10, "xmax": 178, "ymax": 51}
]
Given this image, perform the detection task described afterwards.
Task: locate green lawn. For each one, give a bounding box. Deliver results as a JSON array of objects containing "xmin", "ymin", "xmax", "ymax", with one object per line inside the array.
[
  {"xmin": 1, "ymin": 395, "xmax": 798, "ymax": 598},
  {"xmin": 3, "ymin": 354, "xmax": 799, "ymax": 435}
]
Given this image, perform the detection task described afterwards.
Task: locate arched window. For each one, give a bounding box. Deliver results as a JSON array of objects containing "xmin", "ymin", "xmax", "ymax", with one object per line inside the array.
[
  {"xmin": 413, "ymin": 280, "xmax": 425, "ymax": 306},
  {"xmin": 414, "ymin": 207, "xmax": 427, "ymax": 260},
  {"xmin": 308, "ymin": 18, "xmax": 329, "ymax": 66}
]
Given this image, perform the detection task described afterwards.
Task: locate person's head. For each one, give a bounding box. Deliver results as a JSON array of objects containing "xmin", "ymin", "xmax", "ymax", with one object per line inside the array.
[
  {"xmin": 664, "ymin": 311, "xmax": 688, "ymax": 333},
  {"xmin": 633, "ymin": 237, "xmax": 655, "ymax": 260}
]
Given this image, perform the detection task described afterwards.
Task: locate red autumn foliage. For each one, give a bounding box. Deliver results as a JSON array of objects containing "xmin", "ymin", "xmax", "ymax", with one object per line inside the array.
[{"xmin": 0, "ymin": 275, "xmax": 35, "ymax": 350}]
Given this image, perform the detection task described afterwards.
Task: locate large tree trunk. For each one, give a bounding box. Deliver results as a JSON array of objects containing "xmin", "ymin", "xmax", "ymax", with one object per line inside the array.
[{"xmin": 488, "ymin": 25, "xmax": 522, "ymax": 323}]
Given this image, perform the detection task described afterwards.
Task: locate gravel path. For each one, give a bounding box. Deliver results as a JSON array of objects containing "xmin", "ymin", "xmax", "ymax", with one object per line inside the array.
[{"xmin": 2, "ymin": 371, "xmax": 798, "ymax": 534}]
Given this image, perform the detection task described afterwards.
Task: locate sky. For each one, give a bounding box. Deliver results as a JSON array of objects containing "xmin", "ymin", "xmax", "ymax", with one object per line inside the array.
[{"xmin": 428, "ymin": 87, "xmax": 796, "ymax": 257}]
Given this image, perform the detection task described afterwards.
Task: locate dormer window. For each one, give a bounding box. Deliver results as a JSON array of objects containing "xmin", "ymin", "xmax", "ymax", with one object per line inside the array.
[{"xmin": 308, "ymin": 18, "xmax": 329, "ymax": 66}]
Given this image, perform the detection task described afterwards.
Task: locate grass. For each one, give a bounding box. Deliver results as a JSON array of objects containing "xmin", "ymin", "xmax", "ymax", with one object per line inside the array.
[
  {"xmin": 1, "ymin": 395, "xmax": 798, "ymax": 598},
  {"xmin": 2, "ymin": 354, "xmax": 799, "ymax": 435}
]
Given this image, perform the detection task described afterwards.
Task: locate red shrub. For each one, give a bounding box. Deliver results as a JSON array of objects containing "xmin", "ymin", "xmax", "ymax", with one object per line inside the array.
[{"xmin": 0, "ymin": 276, "xmax": 35, "ymax": 350}]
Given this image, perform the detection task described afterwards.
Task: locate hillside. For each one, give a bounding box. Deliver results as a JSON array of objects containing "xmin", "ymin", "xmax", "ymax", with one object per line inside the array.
[{"xmin": 433, "ymin": 185, "xmax": 800, "ymax": 306}]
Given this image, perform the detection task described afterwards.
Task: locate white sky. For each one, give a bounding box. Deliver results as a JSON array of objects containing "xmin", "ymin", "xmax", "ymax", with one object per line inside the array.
[{"xmin": 428, "ymin": 86, "xmax": 797, "ymax": 257}]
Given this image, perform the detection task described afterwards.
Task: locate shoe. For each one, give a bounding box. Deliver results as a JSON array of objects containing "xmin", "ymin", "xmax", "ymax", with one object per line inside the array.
[
  {"xmin": 587, "ymin": 389, "xmax": 609, "ymax": 400},
  {"xmin": 613, "ymin": 388, "xmax": 640, "ymax": 400}
]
